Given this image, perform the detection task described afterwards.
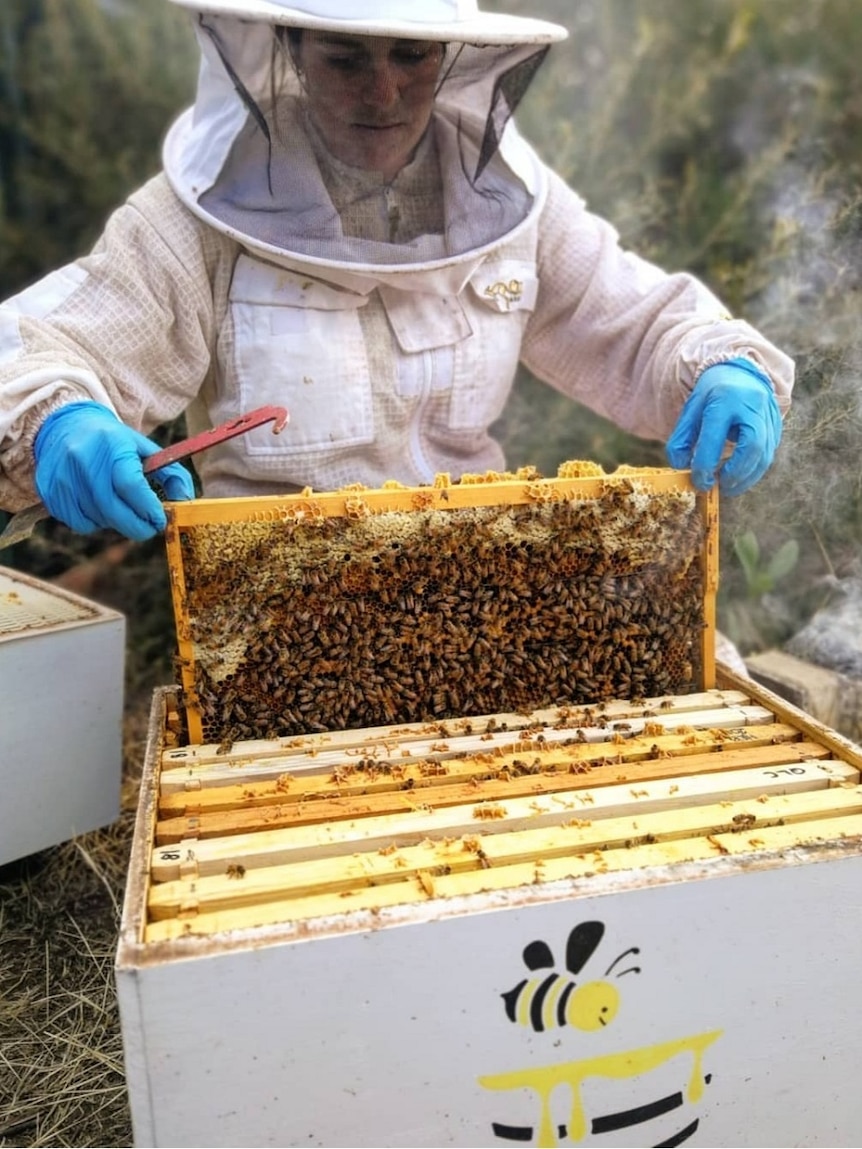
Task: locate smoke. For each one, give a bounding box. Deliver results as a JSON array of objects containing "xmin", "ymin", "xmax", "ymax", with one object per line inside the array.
[{"xmin": 719, "ymin": 50, "xmax": 862, "ymax": 619}]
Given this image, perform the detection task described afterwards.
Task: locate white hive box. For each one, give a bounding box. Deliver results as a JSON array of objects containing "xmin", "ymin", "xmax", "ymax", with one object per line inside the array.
[
  {"xmin": 117, "ymin": 672, "xmax": 862, "ymax": 1149},
  {"xmin": 0, "ymin": 564, "xmax": 125, "ymax": 863},
  {"xmin": 115, "ymin": 469, "xmax": 862, "ymax": 1148}
]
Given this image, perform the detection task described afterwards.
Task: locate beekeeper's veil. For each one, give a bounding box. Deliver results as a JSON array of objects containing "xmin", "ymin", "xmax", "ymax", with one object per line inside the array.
[{"xmin": 163, "ymin": 0, "xmax": 568, "ymax": 270}]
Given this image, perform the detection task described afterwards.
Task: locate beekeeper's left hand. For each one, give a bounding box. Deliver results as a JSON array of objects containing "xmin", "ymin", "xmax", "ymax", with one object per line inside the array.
[{"xmin": 665, "ymin": 358, "xmax": 782, "ymax": 497}]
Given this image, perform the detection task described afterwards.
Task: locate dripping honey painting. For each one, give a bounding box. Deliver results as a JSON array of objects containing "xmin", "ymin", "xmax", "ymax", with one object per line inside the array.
[{"xmin": 482, "ymin": 921, "xmax": 721, "ymax": 1147}]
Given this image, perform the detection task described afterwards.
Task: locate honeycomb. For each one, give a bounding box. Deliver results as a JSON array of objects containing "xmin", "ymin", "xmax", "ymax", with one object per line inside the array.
[{"xmin": 165, "ymin": 466, "xmax": 712, "ymax": 745}]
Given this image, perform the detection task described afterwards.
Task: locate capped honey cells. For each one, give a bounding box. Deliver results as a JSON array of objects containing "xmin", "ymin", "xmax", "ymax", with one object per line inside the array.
[{"xmin": 163, "ymin": 465, "xmax": 716, "ymax": 745}]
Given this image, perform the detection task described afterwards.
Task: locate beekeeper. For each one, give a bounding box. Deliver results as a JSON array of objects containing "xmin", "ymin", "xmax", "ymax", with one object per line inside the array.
[{"xmin": 0, "ymin": 0, "xmax": 794, "ymax": 541}]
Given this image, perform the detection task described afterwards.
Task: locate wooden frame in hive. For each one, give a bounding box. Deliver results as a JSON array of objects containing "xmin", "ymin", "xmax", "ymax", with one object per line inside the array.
[
  {"xmin": 138, "ymin": 669, "xmax": 862, "ymax": 943},
  {"xmin": 163, "ymin": 465, "xmax": 718, "ymax": 747}
]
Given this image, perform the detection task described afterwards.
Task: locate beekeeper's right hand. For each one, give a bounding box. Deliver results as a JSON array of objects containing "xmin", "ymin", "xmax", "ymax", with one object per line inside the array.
[{"xmin": 33, "ymin": 400, "xmax": 195, "ymax": 539}]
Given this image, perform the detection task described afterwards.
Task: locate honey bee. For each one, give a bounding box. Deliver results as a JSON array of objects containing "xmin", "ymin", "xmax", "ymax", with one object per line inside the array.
[{"xmin": 501, "ymin": 921, "xmax": 640, "ymax": 1033}]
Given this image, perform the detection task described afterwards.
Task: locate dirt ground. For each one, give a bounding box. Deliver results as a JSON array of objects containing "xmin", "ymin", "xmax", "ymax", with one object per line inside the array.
[{"xmin": 0, "ymin": 536, "xmax": 175, "ymax": 1149}]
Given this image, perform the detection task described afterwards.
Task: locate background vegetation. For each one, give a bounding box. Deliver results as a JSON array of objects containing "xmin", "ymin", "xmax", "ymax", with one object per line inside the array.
[
  {"xmin": 1, "ymin": 1, "xmax": 861, "ymax": 1145},
  {"xmin": 494, "ymin": 0, "xmax": 862, "ymax": 652}
]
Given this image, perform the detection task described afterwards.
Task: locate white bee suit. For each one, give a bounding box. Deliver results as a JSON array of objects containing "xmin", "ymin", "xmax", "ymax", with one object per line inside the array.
[{"xmin": 0, "ymin": 8, "xmax": 793, "ymax": 509}]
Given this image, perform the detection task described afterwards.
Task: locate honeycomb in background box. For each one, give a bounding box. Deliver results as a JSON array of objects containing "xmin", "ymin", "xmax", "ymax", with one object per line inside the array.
[{"xmin": 165, "ymin": 466, "xmax": 715, "ymax": 746}]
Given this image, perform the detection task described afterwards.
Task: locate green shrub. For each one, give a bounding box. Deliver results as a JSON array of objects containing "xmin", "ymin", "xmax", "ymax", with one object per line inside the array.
[{"xmin": 0, "ymin": 0, "xmax": 197, "ymax": 295}]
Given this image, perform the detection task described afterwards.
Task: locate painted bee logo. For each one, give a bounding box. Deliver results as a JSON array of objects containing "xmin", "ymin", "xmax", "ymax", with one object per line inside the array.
[{"xmin": 501, "ymin": 921, "xmax": 640, "ymax": 1033}]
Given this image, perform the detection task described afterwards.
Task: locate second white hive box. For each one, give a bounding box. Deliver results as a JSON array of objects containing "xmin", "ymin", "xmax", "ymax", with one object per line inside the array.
[{"xmin": 0, "ymin": 564, "xmax": 125, "ymax": 864}]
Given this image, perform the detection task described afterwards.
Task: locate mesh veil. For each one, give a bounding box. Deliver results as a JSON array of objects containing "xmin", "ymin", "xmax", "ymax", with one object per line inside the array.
[{"xmin": 173, "ymin": 16, "xmax": 551, "ymax": 266}]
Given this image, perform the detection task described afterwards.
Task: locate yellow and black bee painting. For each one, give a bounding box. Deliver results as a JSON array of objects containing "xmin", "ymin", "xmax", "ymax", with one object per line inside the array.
[
  {"xmin": 481, "ymin": 919, "xmax": 722, "ymax": 1148},
  {"xmin": 501, "ymin": 920, "xmax": 640, "ymax": 1034}
]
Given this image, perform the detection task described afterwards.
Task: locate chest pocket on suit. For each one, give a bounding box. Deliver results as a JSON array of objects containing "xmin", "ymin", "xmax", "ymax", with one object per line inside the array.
[
  {"xmin": 448, "ymin": 259, "xmax": 539, "ymax": 431},
  {"xmin": 225, "ymin": 255, "xmax": 373, "ymax": 455}
]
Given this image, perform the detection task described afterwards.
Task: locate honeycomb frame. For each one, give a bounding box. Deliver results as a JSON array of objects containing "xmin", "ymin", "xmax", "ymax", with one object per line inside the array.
[{"xmin": 163, "ymin": 465, "xmax": 718, "ymax": 746}]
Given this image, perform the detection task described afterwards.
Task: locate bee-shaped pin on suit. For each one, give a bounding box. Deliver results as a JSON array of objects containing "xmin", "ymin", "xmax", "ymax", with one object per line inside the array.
[{"xmin": 501, "ymin": 921, "xmax": 641, "ymax": 1033}]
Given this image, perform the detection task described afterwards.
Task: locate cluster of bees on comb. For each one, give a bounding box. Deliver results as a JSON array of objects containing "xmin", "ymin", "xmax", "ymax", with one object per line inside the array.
[{"xmin": 174, "ymin": 468, "xmax": 707, "ymax": 744}]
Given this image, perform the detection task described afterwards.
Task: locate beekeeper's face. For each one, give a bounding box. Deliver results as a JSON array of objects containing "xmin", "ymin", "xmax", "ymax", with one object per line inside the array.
[{"xmin": 293, "ymin": 32, "xmax": 444, "ymax": 181}]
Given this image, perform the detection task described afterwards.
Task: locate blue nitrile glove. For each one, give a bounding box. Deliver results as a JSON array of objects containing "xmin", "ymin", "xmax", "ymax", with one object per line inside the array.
[
  {"xmin": 665, "ymin": 357, "xmax": 782, "ymax": 497},
  {"xmin": 33, "ymin": 400, "xmax": 195, "ymax": 539}
]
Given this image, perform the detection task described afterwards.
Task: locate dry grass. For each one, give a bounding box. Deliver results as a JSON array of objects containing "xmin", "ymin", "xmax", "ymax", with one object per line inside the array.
[{"xmin": 0, "ymin": 818, "xmax": 136, "ymax": 1148}]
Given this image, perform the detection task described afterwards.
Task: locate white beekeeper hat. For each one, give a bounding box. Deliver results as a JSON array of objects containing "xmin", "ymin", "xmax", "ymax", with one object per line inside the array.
[
  {"xmin": 167, "ymin": 0, "xmax": 568, "ymax": 45},
  {"xmin": 164, "ymin": 0, "xmax": 569, "ymax": 270}
]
